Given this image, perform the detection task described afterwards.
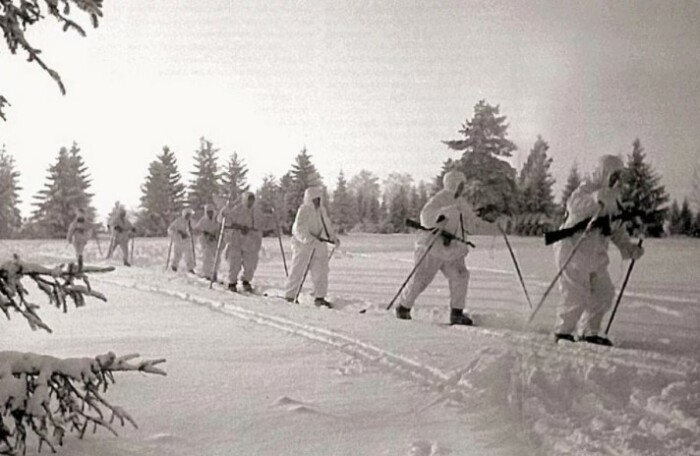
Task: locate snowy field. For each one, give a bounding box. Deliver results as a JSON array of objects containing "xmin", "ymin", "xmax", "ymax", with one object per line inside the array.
[{"xmin": 2, "ymin": 234, "xmax": 699, "ymax": 455}]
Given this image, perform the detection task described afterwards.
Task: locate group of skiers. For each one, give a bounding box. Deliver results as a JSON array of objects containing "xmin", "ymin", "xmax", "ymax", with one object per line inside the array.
[{"xmin": 65, "ymin": 154, "xmax": 644, "ymax": 346}]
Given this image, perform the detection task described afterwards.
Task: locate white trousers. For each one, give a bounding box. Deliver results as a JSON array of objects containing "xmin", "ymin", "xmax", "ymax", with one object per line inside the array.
[
  {"xmin": 284, "ymin": 241, "xmax": 329, "ymax": 300},
  {"xmin": 399, "ymin": 248, "xmax": 469, "ymax": 310},
  {"xmin": 227, "ymin": 244, "xmax": 260, "ymax": 283},
  {"xmin": 172, "ymin": 238, "xmax": 195, "ymax": 271},
  {"xmin": 554, "ymin": 239, "xmax": 615, "ymax": 336}
]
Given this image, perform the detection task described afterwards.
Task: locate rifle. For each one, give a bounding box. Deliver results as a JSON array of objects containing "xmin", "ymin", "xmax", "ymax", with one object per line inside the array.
[
  {"xmin": 405, "ymin": 219, "xmax": 475, "ymax": 248},
  {"xmin": 544, "ymin": 208, "xmax": 643, "ymax": 246}
]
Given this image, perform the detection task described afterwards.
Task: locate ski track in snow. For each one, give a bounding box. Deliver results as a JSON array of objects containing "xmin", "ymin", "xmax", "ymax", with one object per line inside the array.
[{"xmin": 100, "ymin": 270, "xmax": 700, "ymax": 456}]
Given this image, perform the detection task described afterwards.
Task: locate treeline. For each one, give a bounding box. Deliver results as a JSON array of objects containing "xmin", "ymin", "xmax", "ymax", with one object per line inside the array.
[{"xmin": 2, "ymin": 101, "xmax": 699, "ymax": 239}]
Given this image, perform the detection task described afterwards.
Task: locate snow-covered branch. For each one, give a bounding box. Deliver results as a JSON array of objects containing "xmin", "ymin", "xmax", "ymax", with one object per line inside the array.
[
  {"xmin": 0, "ymin": 255, "xmax": 167, "ymax": 454},
  {"xmin": 0, "ymin": 351, "xmax": 166, "ymax": 455},
  {"xmin": 0, "ymin": 255, "xmax": 114, "ymax": 332}
]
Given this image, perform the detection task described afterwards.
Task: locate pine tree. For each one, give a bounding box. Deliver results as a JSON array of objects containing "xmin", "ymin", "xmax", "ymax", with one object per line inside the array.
[
  {"xmin": 518, "ymin": 136, "xmax": 556, "ymax": 215},
  {"xmin": 221, "ymin": 152, "xmax": 249, "ymax": 203},
  {"xmin": 349, "ymin": 170, "xmax": 381, "ymax": 231},
  {"xmin": 256, "ymin": 174, "xmax": 284, "ymax": 216},
  {"xmin": 381, "ymin": 173, "xmax": 413, "ymax": 233},
  {"xmin": 0, "ymin": 146, "xmax": 22, "ymax": 238},
  {"xmin": 620, "ymin": 139, "xmax": 670, "ymax": 237},
  {"xmin": 442, "ymin": 100, "xmax": 518, "ymax": 219},
  {"xmin": 282, "ymin": 147, "xmax": 323, "ymax": 230},
  {"xmin": 691, "ymin": 163, "xmax": 700, "ymax": 213},
  {"xmin": 137, "ymin": 147, "xmax": 187, "ymax": 236},
  {"xmin": 561, "ymin": 162, "xmax": 582, "ymax": 210},
  {"xmin": 693, "ymin": 210, "xmax": 700, "ymax": 238},
  {"xmin": 331, "ymin": 171, "xmax": 356, "ymax": 234},
  {"xmin": 679, "ymin": 198, "xmax": 694, "ymax": 236},
  {"xmin": 667, "ymin": 199, "xmax": 681, "ymax": 235},
  {"xmin": 188, "ymin": 138, "xmax": 221, "ymax": 215},
  {"xmin": 31, "ymin": 143, "xmax": 95, "ymax": 238}
]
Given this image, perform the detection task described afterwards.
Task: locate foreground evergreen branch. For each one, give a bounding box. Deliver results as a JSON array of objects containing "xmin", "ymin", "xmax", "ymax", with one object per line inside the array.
[
  {"xmin": 0, "ymin": 0, "xmax": 104, "ymax": 120},
  {"xmin": 1, "ymin": 254, "xmax": 166, "ymax": 454},
  {"xmin": 0, "ymin": 255, "xmax": 113, "ymax": 332},
  {"xmin": 0, "ymin": 351, "xmax": 166, "ymax": 455}
]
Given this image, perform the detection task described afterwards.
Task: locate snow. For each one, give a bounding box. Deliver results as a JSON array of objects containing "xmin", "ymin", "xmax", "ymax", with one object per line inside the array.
[{"xmin": 1, "ymin": 234, "xmax": 699, "ymax": 455}]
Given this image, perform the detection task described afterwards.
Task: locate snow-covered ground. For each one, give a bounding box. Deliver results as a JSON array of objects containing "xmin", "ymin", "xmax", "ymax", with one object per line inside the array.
[{"xmin": 2, "ymin": 234, "xmax": 699, "ymax": 455}]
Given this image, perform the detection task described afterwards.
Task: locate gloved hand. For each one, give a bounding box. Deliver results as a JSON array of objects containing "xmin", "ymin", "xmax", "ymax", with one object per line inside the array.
[
  {"xmin": 595, "ymin": 187, "xmax": 620, "ymax": 215},
  {"xmin": 495, "ymin": 214, "xmax": 512, "ymax": 231},
  {"xmin": 625, "ymin": 243, "xmax": 644, "ymax": 261},
  {"xmin": 179, "ymin": 231, "xmax": 188, "ymax": 240},
  {"xmin": 206, "ymin": 233, "xmax": 217, "ymax": 243},
  {"xmin": 333, "ymin": 236, "xmax": 341, "ymax": 247}
]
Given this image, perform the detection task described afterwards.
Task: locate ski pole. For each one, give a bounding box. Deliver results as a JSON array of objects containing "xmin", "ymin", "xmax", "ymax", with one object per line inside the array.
[
  {"xmin": 93, "ymin": 232, "xmax": 103, "ymax": 257},
  {"xmin": 605, "ymin": 239, "xmax": 643, "ymax": 335},
  {"xmin": 272, "ymin": 206, "xmax": 289, "ymax": 277},
  {"xmin": 210, "ymin": 202, "xmax": 230, "ymax": 288},
  {"xmin": 497, "ymin": 224, "xmax": 533, "ymax": 309},
  {"xmin": 294, "ymin": 247, "xmax": 316, "ymax": 303},
  {"xmin": 165, "ymin": 237, "xmax": 173, "ymax": 271},
  {"xmin": 105, "ymin": 231, "xmax": 116, "ymax": 259},
  {"xmin": 385, "ymin": 227, "xmax": 443, "ymax": 311},
  {"xmin": 528, "ymin": 206, "xmax": 603, "ymax": 324},
  {"xmin": 328, "ymin": 244, "xmax": 337, "ymax": 261}
]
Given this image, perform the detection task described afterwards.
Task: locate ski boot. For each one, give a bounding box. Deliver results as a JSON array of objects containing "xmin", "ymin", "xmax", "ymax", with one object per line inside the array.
[
  {"xmin": 241, "ymin": 281, "xmax": 254, "ymax": 293},
  {"xmin": 314, "ymin": 297, "xmax": 332, "ymax": 309},
  {"xmin": 171, "ymin": 266, "xmax": 177, "ymax": 272},
  {"xmin": 554, "ymin": 333, "xmax": 576, "ymax": 343},
  {"xmin": 580, "ymin": 335, "xmax": 613, "ymax": 346},
  {"xmin": 395, "ymin": 305, "xmax": 412, "ymax": 320},
  {"xmin": 227, "ymin": 283, "xmax": 237, "ymax": 293},
  {"xmin": 449, "ymin": 308, "xmax": 473, "ymax": 326},
  {"xmin": 285, "ymin": 296, "xmax": 296, "ymax": 303},
  {"xmin": 123, "ymin": 260, "xmax": 131, "ymax": 267}
]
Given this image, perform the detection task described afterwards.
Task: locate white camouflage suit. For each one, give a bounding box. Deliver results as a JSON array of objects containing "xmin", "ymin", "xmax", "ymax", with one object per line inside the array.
[
  {"xmin": 218, "ymin": 192, "xmax": 267, "ymax": 285},
  {"xmin": 193, "ymin": 204, "xmax": 220, "ymax": 279},
  {"xmin": 399, "ymin": 170, "xmax": 492, "ymax": 312},
  {"xmin": 167, "ymin": 209, "xmax": 196, "ymax": 272},
  {"xmin": 107, "ymin": 209, "xmax": 134, "ymax": 265},
  {"xmin": 554, "ymin": 155, "xmax": 644, "ymax": 337},
  {"xmin": 66, "ymin": 212, "xmax": 91, "ymax": 268},
  {"xmin": 284, "ymin": 186, "xmax": 339, "ymax": 301}
]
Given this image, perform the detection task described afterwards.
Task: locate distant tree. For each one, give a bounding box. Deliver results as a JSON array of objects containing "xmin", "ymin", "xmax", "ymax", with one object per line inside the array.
[
  {"xmin": 256, "ymin": 174, "xmax": 284, "ymax": 217},
  {"xmin": 330, "ymin": 171, "xmax": 356, "ymax": 234},
  {"xmin": 409, "ymin": 181, "xmax": 429, "ymax": 221},
  {"xmin": 620, "ymin": 139, "xmax": 670, "ymax": 237},
  {"xmin": 282, "ymin": 147, "xmax": 323, "ymax": 230},
  {"xmin": 0, "ymin": 0, "xmax": 104, "ymax": 120},
  {"xmin": 518, "ymin": 136, "xmax": 556, "ymax": 215},
  {"xmin": 560, "ymin": 161, "xmax": 582, "ymax": 210},
  {"xmin": 221, "ymin": 152, "xmax": 249, "ymax": 203},
  {"xmin": 667, "ymin": 200, "xmax": 682, "ymax": 235},
  {"xmin": 31, "ymin": 143, "xmax": 95, "ymax": 238},
  {"xmin": 188, "ymin": 138, "xmax": 221, "ymax": 215},
  {"xmin": 514, "ymin": 136, "xmax": 556, "ymax": 235},
  {"xmin": 679, "ymin": 198, "xmax": 694, "ymax": 236},
  {"xmin": 0, "ymin": 146, "xmax": 22, "ymax": 237},
  {"xmin": 349, "ymin": 170, "xmax": 381, "ymax": 231},
  {"xmin": 381, "ymin": 173, "xmax": 413, "ymax": 233},
  {"xmin": 137, "ymin": 147, "xmax": 186, "ymax": 236},
  {"xmin": 442, "ymin": 100, "xmax": 518, "ymax": 219},
  {"xmin": 691, "ymin": 163, "xmax": 700, "ymax": 213}
]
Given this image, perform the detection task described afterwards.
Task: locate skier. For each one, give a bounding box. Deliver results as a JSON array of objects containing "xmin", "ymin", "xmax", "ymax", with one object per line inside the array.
[
  {"xmin": 552, "ymin": 154, "xmax": 644, "ymax": 346},
  {"xmin": 167, "ymin": 208, "xmax": 196, "ymax": 274},
  {"xmin": 66, "ymin": 208, "xmax": 91, "ymax": 271},
  {"xmin": 107, "ymin": 207, "xmax": 135, "ymax": 266},
  {"xmin": 193, "ymin": 203, "xmax": 221, "ymax": 280},
  {"xmin": 218, "ymin": 192, "xmax": 268, "ymax": 292},
  {"xmin": 283, "ymin": 186, "xmax": 340, "ymax": 307},
  {"xmin": 395, "ymin": 170, "xmax": 501, "ymax": 325}
]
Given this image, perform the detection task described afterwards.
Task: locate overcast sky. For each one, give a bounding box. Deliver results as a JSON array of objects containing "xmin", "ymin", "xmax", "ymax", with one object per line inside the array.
[{"xmin": 2, "ymin": 0, "xmax": 699, "ymax": 219}]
